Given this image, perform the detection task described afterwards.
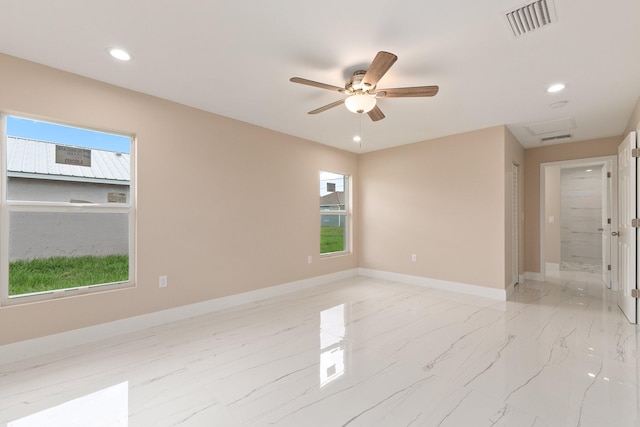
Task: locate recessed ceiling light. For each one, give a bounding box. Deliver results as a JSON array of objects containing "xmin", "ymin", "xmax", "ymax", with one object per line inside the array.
[
  {"xmin": 550, "ymin": 100, "xmax": 568, "ymax": 109},
  {"xmin": 547, "ymin": 83, "xmax": 565, "ymax": 93},
  {"xmin": 108, "ymin": 48, "xmax": 131, "ymax": 61},
  {"xmin": 586, "ymin": 169, "xmax": 593, "ymax": 172},
  {"xmin": 353, "ymin": 135, "xmax": 362, "ymax": 142}
]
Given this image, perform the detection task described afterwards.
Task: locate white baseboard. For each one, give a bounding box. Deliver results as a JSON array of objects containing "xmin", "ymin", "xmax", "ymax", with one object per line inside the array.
[
  {"xmin": 0, "ymin": 269, "xmax": 359, "ymax": 365},
  {"xmin": 545, "ymin": 262, "xmax": 560, "ymax": 272},
  {"xmin": 525, "ymin": 271, "xmax": 545, "ymax": 281},
  {"xmin": 358, "ymin": 268, "xmax": 507, "ymax": 301}
]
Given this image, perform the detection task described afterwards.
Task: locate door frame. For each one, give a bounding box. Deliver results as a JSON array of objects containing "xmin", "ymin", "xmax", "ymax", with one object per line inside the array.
[
  {"xmin": 539, "ymin": 155, "xmax": 618, "ymax": 286},
  {"xmin": 512, "ymin": 161, "xmax": 520, "ymax": 286}
]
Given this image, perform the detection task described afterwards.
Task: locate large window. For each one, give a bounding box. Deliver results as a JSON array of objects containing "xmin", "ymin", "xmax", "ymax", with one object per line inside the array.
[
  {"xmin": 1, "ymin": 115, "xmax": 134, "ymax": 303},
  {"xmin": 320, "ymin": 171, "xmax": 349, "ymax": 255}
]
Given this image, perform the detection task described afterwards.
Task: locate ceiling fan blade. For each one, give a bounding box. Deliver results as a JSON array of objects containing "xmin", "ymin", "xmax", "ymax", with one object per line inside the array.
[
  {"xmin": 376, "ymin": 86, "xmax": 439, "ymax": 98},
  {"xmin": 362, "ymin": 51, "xmax": 398, "ymax": 88},
  {"xmin": 308, "ymin": 99, "xmax": 345, "ymax": 114},
  {"xmin": 290, "ymin": 77, "xmax": 345, "ymax": 92},
  {"xmin": 367, "ymin": 105, "xmax": 385, "ymax": 121}
]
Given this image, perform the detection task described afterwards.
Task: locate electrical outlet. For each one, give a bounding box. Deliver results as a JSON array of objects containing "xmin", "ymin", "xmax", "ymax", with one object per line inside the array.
[
  {"xmin": 411, "ymin": 254, "xmax": 417, "ymax": 262},
  {"xmin": 159, "ymin": 275, "xmax": 168, "ymax": 288},
  {"xmin": 308, "ymin": 255, "xmax": 313, "ymax": 264}
]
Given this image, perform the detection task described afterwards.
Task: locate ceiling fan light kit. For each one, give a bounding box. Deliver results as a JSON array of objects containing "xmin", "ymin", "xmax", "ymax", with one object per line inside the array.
[
  {"xmin": 345, "ymin": 94, "xmax": 377, "ymax": 114},
  {"xmin": 290, "ymin": 51, "xmax": 439, "ymax": 122}
]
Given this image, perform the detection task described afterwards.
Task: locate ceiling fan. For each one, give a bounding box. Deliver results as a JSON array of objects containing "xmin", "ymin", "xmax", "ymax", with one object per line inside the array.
[{"xmin": 290, "ymin": 51, "xmax": 439, "ymax": 122}]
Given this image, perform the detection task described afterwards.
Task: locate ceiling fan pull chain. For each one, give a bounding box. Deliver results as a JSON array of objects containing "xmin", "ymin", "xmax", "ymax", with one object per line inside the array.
[{"xmin": 359, "ymin": 114, "xmax": 363, "ymax": 149}]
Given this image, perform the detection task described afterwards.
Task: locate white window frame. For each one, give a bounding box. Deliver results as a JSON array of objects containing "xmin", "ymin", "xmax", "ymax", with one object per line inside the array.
[
  {"xmin": 320, "ymin": 171, "xmax": 350, "ymax": 256},
  {"xmin": 0, "ymin": 114, "xmax": 136, "ymax": 305}
]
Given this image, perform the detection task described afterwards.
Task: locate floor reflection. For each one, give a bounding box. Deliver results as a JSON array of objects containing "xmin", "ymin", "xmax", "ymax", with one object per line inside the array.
[
  {"xmin": 1, "ymin": 275, "xmax": 637, "ymax": 425},
  {"xmin": 9, "ymin": 382, "xmax": 128, "ymax": 427},
  {"xmin": 320, "ymin": 304, "xmax": 346, "ymax": 387}
]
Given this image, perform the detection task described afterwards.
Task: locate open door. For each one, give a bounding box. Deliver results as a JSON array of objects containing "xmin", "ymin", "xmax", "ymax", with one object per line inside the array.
[
  {"xmin": 617, "ymin": 131, "xmax": 637, "ymax": 323},
  {"xmin": 602, "ymin": 164, "xmax": 611, "ymax": 287},
  {"xmin": 609, "ymin": 159, "xmax": 619, "ymax": 291}
]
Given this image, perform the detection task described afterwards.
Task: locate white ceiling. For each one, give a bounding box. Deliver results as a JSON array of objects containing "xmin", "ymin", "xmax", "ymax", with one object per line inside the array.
[{"xmin": 0, "ymin": 0, "xmax": 639, "ymax": 153}]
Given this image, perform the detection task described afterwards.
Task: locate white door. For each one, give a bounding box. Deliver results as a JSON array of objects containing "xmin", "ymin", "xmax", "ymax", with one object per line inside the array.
[
  {"xmin": 602, "ymin": 164, "xmax": 611, "ymax": 287},
  {"xmin": 617, "ymin": 131, "xmax": 637, "ymax": 323},
  {"xmin": 610, "ymin": 160, "xmax": 619, "ymax": 291}
]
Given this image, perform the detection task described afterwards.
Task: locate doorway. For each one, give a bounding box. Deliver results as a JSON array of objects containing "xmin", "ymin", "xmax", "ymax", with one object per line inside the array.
[{"xmin": 540, "ymin": 156, "xmax": 617, "ymax": 288}]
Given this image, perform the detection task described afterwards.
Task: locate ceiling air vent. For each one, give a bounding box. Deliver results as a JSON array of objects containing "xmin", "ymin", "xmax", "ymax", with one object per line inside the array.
[
  {"xmin": 540, "ymin": 134, "xmax": 572, "ymax": 143},
  {"xmin": 505, "ymin": 0, "xmax": 555, "ymax": 37}
]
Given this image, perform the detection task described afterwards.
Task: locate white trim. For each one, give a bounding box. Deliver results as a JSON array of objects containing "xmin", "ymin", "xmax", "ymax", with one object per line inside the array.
[
  {"xmin": 0, "ymin": 269, "xmax": 359, "ymax": 365},
  {"xmin": 0, "ymin": 115, "xmax": 7, "ymax": 303},
  {"xmin": 358, "ymin": 268, "xmax": 507, "ymax": 301},
  {"xmin": 506, "ymin": 282, "xmax": 517, "ymax": 299},
  {"xmin": 511, "ymin": 162, "xmax": 520, "ymax": 286},
  {"xmin": 525, "ymin": 271, "xmax": 545, "ymax": 281},
  {"xmin": 4, "ymin": 202, "xmax": 130, "ymax": 213},
  {"xmin": 545, "ymin": 262, "xmax": 560, "ymax": 272},
  {"xmin": 128, "ymin": 135, "xmax": 137, "ymax": 297},
  {"xmin": 1, "ymin": 280, "xmax": 133, "ymax": 306},
  {"xmin": 0, "ymin": 113, "xmax": 136, "ymax": 305},
  {"xmin": 320, "ymin": 171, "xmax": 350, "ymax": 255},
  {"xmin": 539, "ymin": 155, "xmax": 617, "ymax": 284}
]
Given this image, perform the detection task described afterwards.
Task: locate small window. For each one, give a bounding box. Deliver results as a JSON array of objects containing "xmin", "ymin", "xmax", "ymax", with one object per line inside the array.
[
  {"xmin": 320, "ymin": 171, "xmax": 349, "ymax": 255},
  {"xmin": 1, "ymin": 115, "xmax": 134, "ymax": 303}
]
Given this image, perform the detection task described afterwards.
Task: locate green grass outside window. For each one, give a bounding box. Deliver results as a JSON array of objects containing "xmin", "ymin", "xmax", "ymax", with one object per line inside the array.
[
  {"xmin": 321, "ymin": 225, "xmax": 345, "ymax": 254},
  {"xmin": 9, "ymin": 255, "xmax": 128, "ymax": 296}
]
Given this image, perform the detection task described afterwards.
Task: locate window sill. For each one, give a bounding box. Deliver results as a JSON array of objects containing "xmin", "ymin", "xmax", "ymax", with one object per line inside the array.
[
  {"xmin": 1, "ymin": 281, "xmax": 135, "ymax": 306},
  {"xmin": 320, "ymin": 251, "xmax": 351, "ymax": 259}
]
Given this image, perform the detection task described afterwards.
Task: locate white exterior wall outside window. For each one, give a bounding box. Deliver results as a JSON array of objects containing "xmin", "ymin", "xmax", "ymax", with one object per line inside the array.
[
  {"xmin": 0, "ymin": 114, "xmax": 135, "ymax": 304},
  {"xmin": 320, "ymin": 171, "xmax": 349, "ymax": 255}
]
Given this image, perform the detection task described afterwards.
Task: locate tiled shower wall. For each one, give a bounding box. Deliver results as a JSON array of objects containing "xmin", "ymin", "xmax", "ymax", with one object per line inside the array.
[{"xmin": 560, "ymin": 166, "xmax": 603, "ymax": 268}]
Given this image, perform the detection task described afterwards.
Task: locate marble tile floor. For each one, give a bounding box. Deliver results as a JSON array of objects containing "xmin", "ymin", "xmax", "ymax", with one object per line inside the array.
[
  {"xmin": 0, "ymin": 273, "xmax": 638, "ymax": 426},
  {"xmin": 560, "ymin": 262, "xmax": 603, "ymax": 274}
]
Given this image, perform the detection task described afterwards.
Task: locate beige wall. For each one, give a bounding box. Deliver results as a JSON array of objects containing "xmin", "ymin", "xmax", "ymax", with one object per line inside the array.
[
  {"xmin": 358, "ymin": 126, "xmax": 509, "ymax": 290},
  {"xmin": 624, "ymin": 96, "xmax": 640, "ymax": 136},
  {"xmin": 504, "ymin": 127, "xmax": 525, "ymax": 285},
  {"xmin": 0, "ymin": 54, "xmax": 359, "ymax": 345},
  {"xmin": 523, "ymin": 137, "xmax": 620, "ymax": 274},
  {"xmin": 4, "ymin": 50, "xmax": 631, "ymax": 345}
]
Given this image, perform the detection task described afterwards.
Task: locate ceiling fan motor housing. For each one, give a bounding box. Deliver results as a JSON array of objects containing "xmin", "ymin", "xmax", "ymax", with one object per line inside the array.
[{"xmin": 346, "ymin": 70, "xmax": 373, "ymax": 93}]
